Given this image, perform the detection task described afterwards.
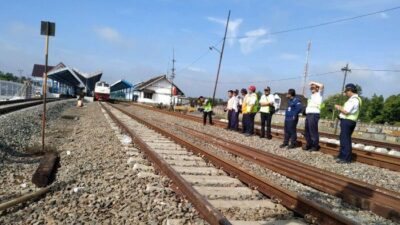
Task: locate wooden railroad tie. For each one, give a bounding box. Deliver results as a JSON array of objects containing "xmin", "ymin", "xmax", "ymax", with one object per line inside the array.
[{"xmin": 32, "ymin": 152, "xmax": 60, "ymax": 187}]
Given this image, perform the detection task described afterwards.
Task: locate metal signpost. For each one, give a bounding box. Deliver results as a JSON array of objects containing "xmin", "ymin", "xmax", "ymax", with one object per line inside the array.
[{"xmin": 40, "ymin": 21, "xmax": 56, "ymax": 151}]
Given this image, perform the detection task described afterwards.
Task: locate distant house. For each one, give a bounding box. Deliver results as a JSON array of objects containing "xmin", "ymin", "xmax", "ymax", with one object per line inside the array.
[
  {"xmin": 133, "ymin": 75, "xmax": 184, "ymax": 105},
  {"xmin": 273, "ymin": 92, "xmax": 307, "ymax": 114}
]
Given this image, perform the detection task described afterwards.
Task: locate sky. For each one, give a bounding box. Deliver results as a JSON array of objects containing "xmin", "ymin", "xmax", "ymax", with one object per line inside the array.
[{"xmin": 1, "ymin": 0, "xmax": 400, "ymax": 99}]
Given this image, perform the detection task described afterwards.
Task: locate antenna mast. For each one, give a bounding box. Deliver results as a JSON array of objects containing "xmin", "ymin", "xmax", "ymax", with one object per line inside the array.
[{"xmin": 302, "ymin": 41, "xmax": 311, "ymax": 96}]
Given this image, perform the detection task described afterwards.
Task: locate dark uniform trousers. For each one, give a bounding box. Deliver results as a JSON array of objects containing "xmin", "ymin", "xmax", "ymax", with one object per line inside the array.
[
  {"xmin": 283, "ymin": 118, "xmax": 298, "ymax": 145},
  {"xmin": 230, "ymin": 111, "xmax": 239, "ymax": 130},
  {"xmin": 227, "ymin": 110, "xmax": 233, "ymax": 129},
  {"xmin": 203, "ymin": 111, "xmax": 213, "ymax": 125},
  {"xmin": 260, "ymin": 112, "xmax": 272, "ymax": 138},
  {"xmin": 304, "ymin": 113, "xmax": 320, "ymax": 149},
  {"xmin": 241, "ymin": 113, "xmax": 248, "ymax": 133},
  {"xmin": 338, "ymin": 119, "xmax": 356, "ymax": 162},
  {"xmin": 245, "ymin": 113, "xmax": 256, "ymax": 135}
]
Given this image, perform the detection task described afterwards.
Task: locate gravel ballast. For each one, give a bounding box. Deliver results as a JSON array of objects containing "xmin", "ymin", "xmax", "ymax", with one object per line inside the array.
[
  {"xmin": 0, "ymin": 102, "xmax": 204, "ymax": 224},
  {"xmin": 123, "ymin": 104, "xmax": 399, "ymax": 225}
]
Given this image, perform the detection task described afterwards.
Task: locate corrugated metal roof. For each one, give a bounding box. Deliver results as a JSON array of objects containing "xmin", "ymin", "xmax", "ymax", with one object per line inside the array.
[{"xmin": 110, "ymin": 79, "xmax": 134, "ymax": 92}]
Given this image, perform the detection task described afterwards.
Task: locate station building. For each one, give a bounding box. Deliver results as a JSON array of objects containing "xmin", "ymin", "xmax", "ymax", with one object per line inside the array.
[
  {"xmin": 31, "ymin": 62, "xmax": 102, "ymax": 97},
  {"xmin": 110, "ymin": 79, "xmax": 134, "ymax": 100},
  {"xmin": 132, "ymin": 75, "xmax": 184, "ymax": 105}
]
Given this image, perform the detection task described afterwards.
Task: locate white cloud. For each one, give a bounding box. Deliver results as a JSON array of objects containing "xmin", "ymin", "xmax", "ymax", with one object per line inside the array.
[
  {"xmin": 93, "ymin": 26, "xmax": 133, "ymax": 48},
  {"xmin": 8, "ymin": 22, "xmax": 36, "ymax": 36},
  {"xmin": 380, "ymin": 12, "xmax": 389, "ymax": 19},
  {"xmin": 238, "ymin": 28, "xmax": 273, "ymax": 54},
  {"xmin": 207, "ymin": 17, "xmax": 243, "ymax": 46},
  {"xmin": 280, "ymin": 53, "xmax": 300, "ymax": 60},
  {"xmin": 187, "ymin": 67, "xmax": 206, "ymax": 73}
]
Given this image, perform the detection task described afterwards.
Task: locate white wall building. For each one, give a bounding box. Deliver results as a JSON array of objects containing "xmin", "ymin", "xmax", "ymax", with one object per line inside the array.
[{"xmin": 133, "ymin": 75, "xmax": 184, "ymax": 105}]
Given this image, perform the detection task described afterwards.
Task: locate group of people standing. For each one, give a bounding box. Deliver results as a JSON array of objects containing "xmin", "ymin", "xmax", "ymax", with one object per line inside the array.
[{"xmin": 197, "ymin": 81, "xmax": 362, "ymax": 164}]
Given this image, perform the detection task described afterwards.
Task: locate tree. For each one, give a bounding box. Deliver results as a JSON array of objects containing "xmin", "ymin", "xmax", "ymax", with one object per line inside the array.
[
  {"xmin": 375, "ymin": 94, "xmax": 400, "ymax": 124},
  {"xmin": 0, "ymin": 71, "xmax": 24, "ymax": 83},
  {"xmin": 355, "ymin": 84, "xmax": 363, "ymax": 96},
  {"xmin": 366, "ymin": 94, "xmax": 384, "ymax": 122},
  {"xmin": 320, "ymin": 94, "xmax": 342, "ymax": 119}
]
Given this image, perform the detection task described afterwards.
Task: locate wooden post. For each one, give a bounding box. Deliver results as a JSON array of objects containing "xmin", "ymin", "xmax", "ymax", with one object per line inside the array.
[{"xmin": 41, "ymin": 35, "xmax": 49, "ymax": 152}]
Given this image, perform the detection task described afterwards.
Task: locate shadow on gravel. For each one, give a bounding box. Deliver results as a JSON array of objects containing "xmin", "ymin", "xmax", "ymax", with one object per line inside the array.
[{"xmin": 0, "ymin": 142, "xmax": 55, "ymax": 165}]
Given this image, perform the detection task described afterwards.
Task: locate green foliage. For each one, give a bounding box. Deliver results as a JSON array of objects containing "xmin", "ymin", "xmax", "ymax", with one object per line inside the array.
[
  {"xmin": 374, "ymin": 94, "xmax": 400, "ymax": 124},
  {"xmin": 320, "ymin": 94, "xmax": 342, "ymax": 119},
  {"xmin": 355, "ymin": 84, "xmax": 363, "ymax": 95},
  {"xmin": 321, "ymin": 89, "xmax": 400, "ymax": 125},
  {"xmin": 0, "ymin": 71, "xmax": 28, "ymax": 83},
  {"xmin": 366, "ymin": 94, "xmax": 384, "ymax": 122}
]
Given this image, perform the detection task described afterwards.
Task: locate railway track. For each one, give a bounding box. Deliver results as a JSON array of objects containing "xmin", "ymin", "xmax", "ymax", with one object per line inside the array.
[
  {"xmin": 270, "ymin": 124, "xmax": 400, "ymax": 151},
  {"xmin": 0, "ymin": 98, "xmax": 61, "ymax": 115},
  {"xmin": 123, "ymin": 102, "xmax": 400, "ymax": 172},
  {"xmin": 101, "ymin": 102, "xmax": 360, "ymax": 225},
  {"xmin": 110, "ymin": 102, "xmax": 400, "ymax": 223}
]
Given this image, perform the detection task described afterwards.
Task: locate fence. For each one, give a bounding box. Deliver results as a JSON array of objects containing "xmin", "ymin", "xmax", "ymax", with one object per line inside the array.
[{"xmin": 0, "ymin": 80, "xmax": 22, "ymax": 100}]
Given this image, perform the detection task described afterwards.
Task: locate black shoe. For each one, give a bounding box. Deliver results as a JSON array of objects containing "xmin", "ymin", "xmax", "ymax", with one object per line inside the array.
[
  {"xmin": 266, "ymin": 136, "xmax": 272, "ymax": 140},
  {"xmin": 259, "ymin": 136, "xmax": 265, "ymax": 139},
  {"xmin": 309, "ymin": 147, "xmax": 319, "ymax": 152},
  {"xmin": 244, "ymin": 133, "xmax": 252, "ymax": 137},
  {"xmin": 279, "ymin": 144, "xmax": 288, "ymax": 148},
  {"xmin": 302, "ymin": 146, "xmax": 311, "ymax": 151},
  {"xmin": 336, "ymin": 159, "xmax": 350, "ymax": 164},
  {"xmin": 287, "ymin": 144, "xmax": 296, "ymax": 149}
]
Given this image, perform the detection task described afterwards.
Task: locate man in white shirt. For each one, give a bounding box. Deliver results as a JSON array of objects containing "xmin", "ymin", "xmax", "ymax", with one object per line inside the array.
[
  {"xmin": 334, "ymin": 83, "xmax": 362, "ymax": 163},
  {"xmin": 225, "ymin": 90, "xmax": 234, "ymax": 129},
  {"xmin": 259, "ymin": 87, "xmax": 275, "ymax": 139},
  {"xmin": 230, "ymin": 89, "xmax": 240, "ymax": 130},
  {"xmin": 303, "ymin": 81, "xmax": 324, "ymax": 151}
]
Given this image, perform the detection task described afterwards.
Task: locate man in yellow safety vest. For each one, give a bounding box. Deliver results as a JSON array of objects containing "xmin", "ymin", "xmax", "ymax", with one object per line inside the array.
[
  {"xmin": 198, "ymin": 96, "xmax": 213, "ymax": 125},
  {"xmin": 334, "ymin": 83, "xmax": 362, "ymax": 163},
  {"xmin": 243, "ymin": 85, "xmax": 259, "ymax": 136}
]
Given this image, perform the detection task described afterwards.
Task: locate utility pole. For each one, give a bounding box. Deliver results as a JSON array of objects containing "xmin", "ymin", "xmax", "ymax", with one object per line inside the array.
[
  {"xmin": 302, "ymin": 41, "xmax": 311, "ymax": 96},
  {"xmin": 334, "ymin": 63, "xmax": 351, "ymax": 135},
  {"xmin": 169, "ymin": 48, "xmax": 176, "ymax": 109},
  {"xmin": 211, "ymin": 10, "xmax": 230, "ymax": 106},
  {"xmin": 17, "ymin": 69, "xmax": 24, "ymax": 77}
]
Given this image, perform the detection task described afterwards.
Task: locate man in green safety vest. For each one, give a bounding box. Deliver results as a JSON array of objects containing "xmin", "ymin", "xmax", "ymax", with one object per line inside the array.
[
  {"xmin": 198, "ymin": 96, "xmax": 213, "ymax": 125},
  {"xmin": 334, "ymin": 83, "xmax": 362, "ymax": 163}
]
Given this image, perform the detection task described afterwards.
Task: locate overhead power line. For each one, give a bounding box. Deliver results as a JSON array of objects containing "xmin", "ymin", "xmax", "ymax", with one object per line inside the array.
[
  {"xmin": 229, "ymin": 6, "xmax": 400, "ymax": 39},
  {"xmin": 176, "ymin": 38, "xmax": 224, "ymax": 74},
  {"xmin": 352, "ymin": 68, "xmax": 400, "ymax": 72},
  {"xmin": 177, "ymin": 70, "xmax": 341, "ymax": 84}
]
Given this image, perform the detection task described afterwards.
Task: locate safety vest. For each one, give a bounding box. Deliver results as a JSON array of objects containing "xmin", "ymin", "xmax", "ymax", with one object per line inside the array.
[
  {"xmin": 242, "ymin": 95, "xmax": 248, "ymax": 113},
  {"xmin": 260, "ymin": 94, "xmax": 273, "ymax": 113},
  {"xmin": 244, "ymin": 93, "xmax": 258, "ymax": 113},
  {"xmin": 343, "ymin": 96, "xmax": 362, "ymax": 121},
  {"xmin": 204, "ymin": 99, "xmax": 212, "ymax": 112},
  {"xmin": 251, "ymin": 94, "xmax": 259, "ymax": 113}
]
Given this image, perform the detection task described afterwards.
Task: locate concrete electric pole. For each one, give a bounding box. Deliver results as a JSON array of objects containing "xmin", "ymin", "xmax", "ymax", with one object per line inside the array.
[{"xmin": 302, "ymin": 41, "xmax": 312, "ymax": 96}]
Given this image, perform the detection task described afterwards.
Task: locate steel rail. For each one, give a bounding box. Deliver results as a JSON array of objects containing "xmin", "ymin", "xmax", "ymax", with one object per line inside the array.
[
  {"xmin": 270, "ymin": 124, "xmax": 400, "ymax": 151},
  {"xmin": 0, "ymin": 99, "xmax": 61, "ymax": 115},
  {"xmin": 108, "ymin": 102, "xmax": 358, "ymax": 225},
  {"xmin": 0, "ymin": 98, "xmax": 42, "ymax": 106},
  {"xmin": 170, "ymin": 124, "xmax": 400, "ymax": 222},
  {"xmin": 100, "ymin": 102, "xmax": 231, "ymax": 225},
  {"xmin": 121, "ymin": 102, "xmax": 400, "ymax": 171}
]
